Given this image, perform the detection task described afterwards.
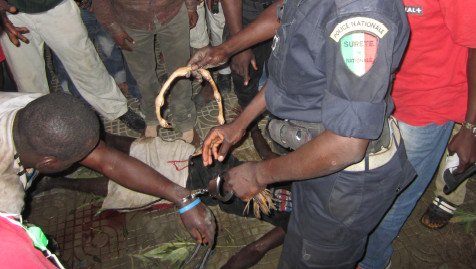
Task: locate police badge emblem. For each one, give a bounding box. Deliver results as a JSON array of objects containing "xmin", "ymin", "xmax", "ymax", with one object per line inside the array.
[{"xmin": 330, "ymin": 17, "xmax": 389, "ymax": 77}]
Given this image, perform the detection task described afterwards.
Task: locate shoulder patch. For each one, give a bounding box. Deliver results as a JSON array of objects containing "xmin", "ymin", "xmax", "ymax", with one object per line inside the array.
[
  {"xmin": 340, "ymin": 32, "xmax": 378, "ymax": 77},
  {"xmin": 330, "ymin": 17, "xmax": 388, "ymax": 42}
]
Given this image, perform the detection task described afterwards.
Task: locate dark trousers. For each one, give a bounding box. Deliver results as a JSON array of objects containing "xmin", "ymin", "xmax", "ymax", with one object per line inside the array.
[
  {"xmin": 187, "ymin": 154, "xmax": 291, "ymax": 229},
  {"xmin": 278, "ymin": 140, "xmax": 415, "ymax": 268},
  {"xmin": 224, "ymin": 2, "xmax": 273, "ymax": 108}
]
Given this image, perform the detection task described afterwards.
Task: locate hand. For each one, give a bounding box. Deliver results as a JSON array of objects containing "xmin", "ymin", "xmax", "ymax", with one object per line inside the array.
[
  {"xmin": 201, "ymin": 121, "xmax": 246, "ymax": 166},
  {"xmin": 224, "ymin": 162, "xmax": 266, "ymax": 201},
  {"xmin": 448, "ymin": 127, "xmax": 476, "ymax": 173},
  {"xmin": 0, "ymin": 0, "xmax": 16, "ymax": 13},
  {"xmin": 187, "ymin": 46, "xmax": 229, "ymax": 81},
  {"xmin": 206, "ymin": 0, "xmax": 219, "ymax": 13},
  {"xmin": 0, "ymin": 2, "xmax": 29, "ymax": 46},
  {"xmin": 179, "ymin": 201, "xmax": 216, "ymax": 247},
  {"xmin": 188, "ymin": 10, "xmax": 198, "ymax": 29},
  {"xmin": 188, "ymin": 45, "xmax": 229, "ymax": 69},
  {"xmin": 231, "ymin": 49, "xmax": 257, "ymax": 86},
  {"xmin": 113, "ymin": 31, "xmax": 134, "ymax": 51}
]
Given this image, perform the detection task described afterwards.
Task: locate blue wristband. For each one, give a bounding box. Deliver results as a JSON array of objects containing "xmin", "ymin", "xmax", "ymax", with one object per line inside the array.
[{"xmin": 178, "ymin": 198, "xmax": 201, "ymax": 214}]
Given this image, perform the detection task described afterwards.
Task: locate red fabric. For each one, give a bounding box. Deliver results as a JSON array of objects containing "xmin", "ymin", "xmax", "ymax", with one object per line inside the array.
[
  {"xmin": 0, "ymin": 217, "xmax": 58, "ymax": 268},
  {"xmin": 0, "ymin": 44, "xmax": 5, "ymax": 62},
  {"xmin": 392, "ymin": 0, "xmax": 476, "ymax": 126}
]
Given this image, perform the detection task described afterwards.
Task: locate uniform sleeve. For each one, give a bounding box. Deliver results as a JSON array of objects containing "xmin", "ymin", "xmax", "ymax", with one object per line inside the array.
[
  {"xmin": 322, "ymin": 15, "xmax": 405, "ymax": 139},
  {"xmin": 440, "ymin": 0, "xmax": 476, "ymax": 48}
]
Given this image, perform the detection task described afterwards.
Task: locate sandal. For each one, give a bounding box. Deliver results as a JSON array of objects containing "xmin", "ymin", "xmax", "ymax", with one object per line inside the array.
[{"xmin": 420, "ymin": 195, "xmax": 457, "ymax": 229}]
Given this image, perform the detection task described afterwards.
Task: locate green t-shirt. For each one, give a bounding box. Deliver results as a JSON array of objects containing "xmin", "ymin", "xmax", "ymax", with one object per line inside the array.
[{"xmin": 8, "ymin": 0, "xmax": 63, "ymax": 13}]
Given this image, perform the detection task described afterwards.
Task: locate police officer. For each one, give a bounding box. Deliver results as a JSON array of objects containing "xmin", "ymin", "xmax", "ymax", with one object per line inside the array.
[{"xmin": 188, "ymin": 0, "xmax": 415, "ymax": 267}]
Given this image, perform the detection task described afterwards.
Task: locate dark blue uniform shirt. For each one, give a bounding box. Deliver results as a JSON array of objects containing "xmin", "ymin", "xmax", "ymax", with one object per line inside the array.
[{"xmin": 265, "ymin": 0, "xmax": 409, "ymax": 140}]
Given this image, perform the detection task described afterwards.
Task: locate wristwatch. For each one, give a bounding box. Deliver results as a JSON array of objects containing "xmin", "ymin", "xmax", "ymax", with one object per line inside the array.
[{"xmin": 463, "ymin": 121, "xmax": 476, "ymax": 135}]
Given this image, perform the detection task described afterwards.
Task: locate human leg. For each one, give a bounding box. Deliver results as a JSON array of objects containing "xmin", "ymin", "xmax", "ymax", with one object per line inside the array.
[
  {"xmin": 221, "ymin": 226, "xmax": 285, "ymax": 269},
  {"xmin": 42, "ymin": 0, "xmax": 130, "ymax": 120},
  {"xmin": 51, "ymin": 51, "xmax": 83, "ymax": 98},
  {"xmin": 421, "ymin": 124, "xmax": 468, "ymax": 229},
  {"xmin": 206, "ymin": 1, "xmax": 231, "ymax": 92},
  {"xmin": 358, "ymin": 120, "xmax": 454, "ymax": 269},
  {"xmin": 0, "ymin": 12, "xmax": 49, "ymax": 94},
  {"xmin": 157, "ymin": 4, "xmax": 197, "ymax": 134},
  {"xmin": 120, "ymin": 26, "xmax": 159, "ymax": 127}
]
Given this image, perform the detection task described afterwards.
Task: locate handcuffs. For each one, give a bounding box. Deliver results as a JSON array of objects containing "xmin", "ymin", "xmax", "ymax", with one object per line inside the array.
[{"xmin": 183, "ymin": 172, "xmax": 234, "ymax": 203}]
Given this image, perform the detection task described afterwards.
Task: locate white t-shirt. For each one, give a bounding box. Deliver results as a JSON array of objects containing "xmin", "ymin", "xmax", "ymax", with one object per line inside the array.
[
  {"xmin": 101, "ymin": 137, "xmax": 196, "ymax": 211},
  {"xmin": 0, "ymin": 92, "xmax": 44, "ymax": 214}
]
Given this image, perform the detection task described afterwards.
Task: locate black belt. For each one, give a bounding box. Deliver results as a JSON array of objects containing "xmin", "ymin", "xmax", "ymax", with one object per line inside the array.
[{"xmin": 242, "ymin": 0, "xmax": 274, "ymax": 10}]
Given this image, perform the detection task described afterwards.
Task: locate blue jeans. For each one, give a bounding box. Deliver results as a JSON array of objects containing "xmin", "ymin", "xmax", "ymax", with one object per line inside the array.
[
  {"xmin": 53, "ymin": 8, "xmax": 140, "ymax": 99},
  {"xmin": 358, "ymin": 120, "xmax": 454, "ymax": 269}
]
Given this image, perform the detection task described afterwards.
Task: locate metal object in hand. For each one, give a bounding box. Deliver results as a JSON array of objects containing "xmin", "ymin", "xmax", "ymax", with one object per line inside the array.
[{"xmin": 208, "ymin": 173, "xmax": 234, "ymax": 202}]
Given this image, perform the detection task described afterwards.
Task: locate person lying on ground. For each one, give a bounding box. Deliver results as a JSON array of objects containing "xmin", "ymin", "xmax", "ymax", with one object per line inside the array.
[
  {"xmin": 0, "ymin": 92, "xmax": 215, "ymax": 248},
  {"xmin": 33, "ymin": 124, "xmax": 291, "ymax": 269}
]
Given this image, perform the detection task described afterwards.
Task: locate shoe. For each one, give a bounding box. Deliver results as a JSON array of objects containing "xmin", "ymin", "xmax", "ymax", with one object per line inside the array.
[
  {"xmin": 217, "ymin": 73, "xmax": 231, "ymax": 94},
  {"xmin": 118, "ymin": 108, "xmax": 146, "ymax": 133},
  {"xmin": 443, "ymin": 162, "xmax": 476, "ymax": 194},
  {"xmin": 420, "ymin": 195, "xmax": 457, "ymax": 229}
]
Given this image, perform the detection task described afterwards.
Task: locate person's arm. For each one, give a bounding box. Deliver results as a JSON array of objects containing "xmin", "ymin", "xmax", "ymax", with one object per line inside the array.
[
  {"xmin": 80, "ymin": 140, "xmax": 216, "ymax": 247},
  {"xmin": 220, "ymin": 226, "xmax": 285, "ymax": 269},
  {"xmin": 202, "ymin": 86, "xmax": 267, "ymax": 165},
  {"xmin": 0, "ymin": 1, "xmax": 29, "ymax": 46},
  {"xmin": 188, "ymin": 1, "xmax": 282, "ymax": 70},
  {"xmin": 221, "ymin": 0, "xmax": 256, "ymax": 85},
  {"xmin": 448, "ymin": 48, "xmax": 476, "ymax": 172},
  {"xmin": 93, "ymin": 0, "xmax": 135, "ymax": 50},
  {"xmin": 225, "ymin": 130, "xmax": 368, "ymax": 199},
  {"xmin": 186, "ymin": 0, "xmax": 198, "ymax": 29}
]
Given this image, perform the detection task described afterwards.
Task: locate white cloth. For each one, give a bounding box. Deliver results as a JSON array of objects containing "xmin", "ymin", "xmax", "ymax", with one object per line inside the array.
[
  {"xmin": 101, "ymin": 137, "xmax": 196, "ymax": 211},
  {"xmin": 205, "ymin": 2, "xmax": 230, "ymax": 75},
  {"xmin": 0, "ymin": 0, "xmax": 128, "ymax": 120},
  {"xmin": 0, "ymin": 92, "xmax": 44, "ymax": 215},
  {"xmin": 189, "ymin": 1, "xmax": 209, "ymax": 49}
]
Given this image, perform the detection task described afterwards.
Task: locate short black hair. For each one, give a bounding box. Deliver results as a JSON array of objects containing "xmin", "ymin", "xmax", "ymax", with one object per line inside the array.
[{"xmin": 16, "ymin": 93, "xmax": 100, "ymax": 161}]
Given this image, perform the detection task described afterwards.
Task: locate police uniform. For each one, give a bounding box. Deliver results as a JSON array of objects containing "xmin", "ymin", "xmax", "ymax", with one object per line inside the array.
[{"xmin": 265, "ymin": 0, "xmax": 415, "ymax": 268}]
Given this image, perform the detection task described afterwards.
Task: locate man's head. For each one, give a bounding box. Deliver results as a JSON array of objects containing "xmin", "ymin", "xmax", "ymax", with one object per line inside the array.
[{"xmin": 14, "ymin": 93, "xmax": 100, "ymax": 173}]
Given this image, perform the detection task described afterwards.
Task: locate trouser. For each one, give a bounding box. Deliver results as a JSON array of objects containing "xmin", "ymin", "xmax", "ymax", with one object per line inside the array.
[
  {"xmin": 187, "ymin": 154, "xmax": 291, "ymax": 230},
  {"xmin": 358, "ymin": 120, "xmax": 454, "ymax": 269},
  {"xmin": 206, "ymin": 1, "xmax": 231, "ymax": 75},
  {"xmin": 121, "ymin": 4, "xmax": 196, "ymax": 132},
  {"xmin": 53, "ymin": 7, "xmax": 140, "ymax": 99},
  {"xmin": 434, "ymin": 123, "xmax": 468, "ymax": 205},
  {"xmin": 277, "ymin": 120, "xmax": 416, "ymax": 268},
  {"xmin": 189, "ymin": 1, "xmax": 209, "ymax": 49},
  {"xmin": 224, "ymin": 2, "xmax": 272, "ymax": 107},
  {"xmin": 0, "ymin": 0, "xmax": 127, "ymax": 120}
]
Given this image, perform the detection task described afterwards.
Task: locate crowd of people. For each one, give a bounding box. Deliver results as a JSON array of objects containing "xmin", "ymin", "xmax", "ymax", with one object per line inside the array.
[{"xmin": 0, "ymin": 0, "xmax": 475, "ymax": 268}]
